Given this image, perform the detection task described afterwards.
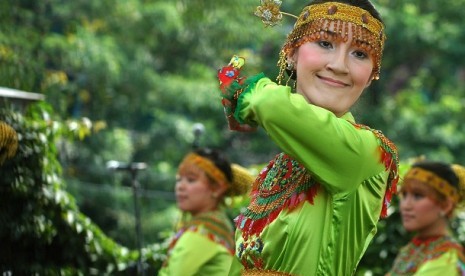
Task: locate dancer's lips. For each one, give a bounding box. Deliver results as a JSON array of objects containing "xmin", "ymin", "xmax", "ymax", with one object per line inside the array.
[{"xmin": 318, "ymin": 75, "xmax": 349, "ymax": 87}]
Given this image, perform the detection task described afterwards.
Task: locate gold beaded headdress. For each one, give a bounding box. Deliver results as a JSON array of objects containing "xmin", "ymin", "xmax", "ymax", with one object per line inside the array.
[
  {"xmin": 179, "ymin": 153, "xmax": 253, "ymax": 197},
  {"xmin": 0, "ymin": 121, "xmax": 18, "ymax": 165},
  {"xmin": 254, "ymin": 1, "xmax": 386, "ymax": 83},
  {"xmin": 452, "ymin": 164, "xmax": 465, "ymax": 207},
  {"xmin": 404, "ymin": 167, "xmax": 461, "ymax": 204}
]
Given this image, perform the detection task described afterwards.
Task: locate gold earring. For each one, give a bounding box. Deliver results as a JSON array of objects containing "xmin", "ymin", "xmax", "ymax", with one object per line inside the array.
[
  {"xmin": 286, "ymin": 70, "xmax": 295, "ymax": 88},
  {"xmin": 286, "ymin": 59, "xmax": 295, "ymax": 70}
]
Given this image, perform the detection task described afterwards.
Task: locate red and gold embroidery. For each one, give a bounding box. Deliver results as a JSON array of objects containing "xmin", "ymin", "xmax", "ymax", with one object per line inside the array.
[
  {"xmin": 234, "ymin": 125, "xmax": 398, "ymax": 269},
  {"xmin": 235, "ymin": 153, "xmax": 319, "ymax": 269},
  {"xmin": 164, "ymin": 211, "xmax": 235, "ymax": 267},
  {"xmin": 390, "ymin": 235, "xmax": 465, "ymax": 275},
  {"xmin": 352, "ymin": 123, "xmax": 399, "ymax": 218},
  {"xmin": 235, "ymin": 153, "xmax": 319, "ymax": 239}
]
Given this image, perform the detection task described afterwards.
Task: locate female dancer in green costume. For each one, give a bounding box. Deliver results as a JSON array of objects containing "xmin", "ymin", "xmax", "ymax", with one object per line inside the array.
[
  {"xmin": 159, "ymin": 148, "xmax": 253, "ymax": 276},
  {"xmin": 388, "ymin": 161, "xmax": 465, "ymax": 275},
  {"xmin": 217, "ymin": 0, "xmax": 399, "ymax": 275}
]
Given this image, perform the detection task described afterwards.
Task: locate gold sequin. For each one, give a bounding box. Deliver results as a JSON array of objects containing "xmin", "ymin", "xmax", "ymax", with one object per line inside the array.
[{"xmin": 242, "ymin": 269, "xmax": 293, "ymax": 276}]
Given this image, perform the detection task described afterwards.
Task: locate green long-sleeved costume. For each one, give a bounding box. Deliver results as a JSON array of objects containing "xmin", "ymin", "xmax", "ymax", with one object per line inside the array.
[
  {"xmin": 220, "ymin": 74, "xmax": 399, "ymax": 276},
  {"xmin": 159, "ymin": 211, "xmax": 236, "ymax": 276}
]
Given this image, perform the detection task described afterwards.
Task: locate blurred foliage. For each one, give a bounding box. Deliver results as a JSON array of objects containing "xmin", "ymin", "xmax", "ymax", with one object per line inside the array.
[
  {"xmin": 1, "ymin": 0, "xmax": 465, "ymax": 274},
  {"xmin": 0, "ymin": 105, "xmax": 166, "ymax": 274}
]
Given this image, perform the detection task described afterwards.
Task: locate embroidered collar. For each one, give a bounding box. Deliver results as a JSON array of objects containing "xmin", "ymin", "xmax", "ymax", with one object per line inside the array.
[
  {"xmin": 411, "ymin": 235, "xmax": 442, "ymax": 246},
  {"xmin": 165, "ymin": 210, "xmax": 235, "ymax": 264},
  {"xmin": 390, "ymin": 235, "xmax": 465, "ymax": 275},
  {"xmin": 235, "ymin": 153, "xmax": 319, "ymax": 239}
]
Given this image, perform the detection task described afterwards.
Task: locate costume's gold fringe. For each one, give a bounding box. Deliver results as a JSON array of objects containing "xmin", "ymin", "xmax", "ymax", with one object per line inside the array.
[{"xmin": 242, "ymin": 269, "xmax": 293, "ymax": 276}]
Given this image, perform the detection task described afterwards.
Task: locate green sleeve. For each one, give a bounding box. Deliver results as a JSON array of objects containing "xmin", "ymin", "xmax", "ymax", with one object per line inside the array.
[
  {"xmin": 159, "ymin": 231, "xmax": 232, "ymax": 276},
  {"xmin": 414, "ymin": 251, "xmax": 461, "ymax": 276},
  {"xmin": 236, "ymin": 77, "xmax": 384, "ymax": 193},
  {"xmin": 227, "ymin": 255, "xmax": 242, "ymax": 276}
]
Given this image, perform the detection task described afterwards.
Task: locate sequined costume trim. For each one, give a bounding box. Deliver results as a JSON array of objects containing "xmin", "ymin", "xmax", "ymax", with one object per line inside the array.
[
  {"xmin": 234, "ymin": 153, "xmax": 319, "ymax": 269},
  {"xmin": 235, "ymin": 153, "xmax": 319, "ymax": 239},
  {"xmin": 390, "ymin": 235, "xmax": 465, "ymax": 275},
  {"xmin": 353, "ymin": 123, "xmax": 399, "ymax": 218},
  {"xmin": 165, "ymin": 211, "xmax": 235, "ymax": 266},
  {"xmin": 242, "ymin": 269, "xmax": 294, "ymax": 276}
]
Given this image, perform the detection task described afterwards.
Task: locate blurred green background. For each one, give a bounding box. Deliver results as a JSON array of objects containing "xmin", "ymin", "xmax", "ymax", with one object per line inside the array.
[{"xmin": 1, "ymin": 0, "xmax": 465, "ymax": 274}]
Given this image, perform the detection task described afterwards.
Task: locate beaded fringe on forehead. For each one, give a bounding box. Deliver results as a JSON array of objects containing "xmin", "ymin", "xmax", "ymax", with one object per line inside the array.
[{"xmin": 277, "ymin": 2, "xmax": 385, "ymax": 84}]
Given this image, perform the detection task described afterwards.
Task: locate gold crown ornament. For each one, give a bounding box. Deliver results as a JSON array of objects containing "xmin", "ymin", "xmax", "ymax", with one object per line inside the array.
[{"xmin": 254, "ymin": 0, "xmax": 297, "ymax": 27}]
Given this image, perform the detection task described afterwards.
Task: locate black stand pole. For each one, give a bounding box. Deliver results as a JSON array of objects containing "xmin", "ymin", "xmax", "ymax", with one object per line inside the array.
[
  {"xmin": 107, "ymin": 161, "xmax": 147, "ymax": 275},
  {"xmin": 130, "ymin": 169, "xmax": 144, "ymax": 276}
]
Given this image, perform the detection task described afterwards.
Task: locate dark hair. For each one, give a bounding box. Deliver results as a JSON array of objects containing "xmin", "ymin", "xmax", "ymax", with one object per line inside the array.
[
  {"xmin": 194, "ymin": 147, "xmax": 233, "ymax": 182},
  {"xmin": 308, "ymin": 0, "xmax": 383, "ymax": 23},
  {"xmin": 412, "ymin": 161, "xmax": 459, "ymax": 189}
]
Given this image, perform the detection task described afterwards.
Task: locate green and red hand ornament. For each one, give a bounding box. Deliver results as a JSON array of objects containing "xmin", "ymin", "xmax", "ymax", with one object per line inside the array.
[{"xmin": 217, "ymin": 56, "xmax": 257, "ymax": 132}]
